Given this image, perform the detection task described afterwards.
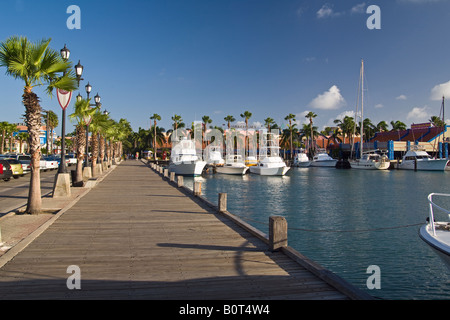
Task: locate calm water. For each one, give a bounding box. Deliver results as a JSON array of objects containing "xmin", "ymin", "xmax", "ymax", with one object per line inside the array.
[{"xmin": 183, "ymin": 167, "xmax": 450, "ymax": 300}]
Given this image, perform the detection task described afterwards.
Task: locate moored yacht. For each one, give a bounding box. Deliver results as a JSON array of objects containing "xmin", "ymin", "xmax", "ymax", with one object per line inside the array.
[
  {"xmin": 350, "ymin": 151, "xmax": 390, "ymax": 170},
  {"xmin": 216, "ymin": 155, "xmax": 249, "ymax": 175},
  {"xmin": 293, "ymin": 152, "xmax": 311, "ymax": 167},
  {"xmin": 398, "ymin": 146, "xmax": 448, "ymax": 171},
  {"xmin": 249, "ymin": 133, "xmax": 290, "ymax": 176},
  {"xmin": 310, "ymin": 151, "xmax": 337, "ymax": 167},
  {"xmin": 168, "ymin": 138, "xmax": 206, "ymax": 176},
  {"xmin": 419, "ymin": 193, "xmax": 450, "ymax": 270}
]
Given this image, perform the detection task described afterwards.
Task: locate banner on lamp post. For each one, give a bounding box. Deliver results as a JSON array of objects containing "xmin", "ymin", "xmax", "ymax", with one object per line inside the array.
[{"xmin": 57, "ymin": 89, "xmax": 72, "ymax": 111}]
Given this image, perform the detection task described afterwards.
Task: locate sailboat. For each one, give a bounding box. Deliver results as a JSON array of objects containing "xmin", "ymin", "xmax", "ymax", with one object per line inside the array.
[{"xmin": 349, "ymin": 60, "xmax": 390, "ymax": 170}]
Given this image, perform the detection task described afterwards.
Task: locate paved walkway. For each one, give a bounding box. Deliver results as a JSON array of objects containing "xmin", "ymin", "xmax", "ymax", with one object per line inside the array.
[{"xmin": 0, "ymin": 161, "xmax": 355, "ymax": 299}]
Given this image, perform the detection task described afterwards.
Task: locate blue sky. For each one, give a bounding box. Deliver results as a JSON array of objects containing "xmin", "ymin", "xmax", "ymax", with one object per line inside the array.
[{"xmin": 1, "ymin": 0, "xmax": 450, "ymax": 134}]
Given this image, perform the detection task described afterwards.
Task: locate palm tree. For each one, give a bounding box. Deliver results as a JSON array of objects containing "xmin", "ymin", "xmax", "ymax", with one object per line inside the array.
[
  {"xmin": 429, "ymin": 115, "xmax": 445, "ymax": 127},
  {"xmin": 0, "ymin": 121, "xmax": 9, "ymax": 154},
  {"xmin": 89, "ymin": 109, "xmax": 110, "ymax": 176},
  {"xmin": 334, "ymin": 116, "xmax": 355, "ymax": 145},
  {"xmin": 376, "ymin": 121, "xmax": 389, "ymax": 132},
  {"xmin": 16, "ymin": 132, "xmax": 29, "ymax": 153},
  {"xmin": 5, "ymin": 122, "xmax": 18, "ymax": 153},
  {"xmin": 150, "ymin": 114, "xmax": 161, "ymax": 160},
  {"xmin": 69, "ymin": 98, "xmax": 97, "ymax": 184},
  {"xmin": 171, "ymin": 114, "xmax": 185, "ymax": 131},
  {"xmin": 264, "ymin": 117, "xmax": 276, "ymax": 131},
  {"xmin": 43, "ymin": 110, "xmax": 58, "ymax": 154},
  {"xmin": 202, "ymin": 115, "xmax": 212, "ymax": 147},
  {"xmin": 305, "ymin": 112, "xmax": 317, "ymax": 155},
  {"xmin": 224, "ymin": 115, "xmax": 235, "ymax": 129},
  {"xmin": 0, "ymin": 36, "xmax": 77, "ymax": 214},
  {"xmin": 240, "ymin": 111, "xmax": 252, "ymax": 156},
  {"xmin": 284, "ymin": 113, "xmax": 297, "ymax": 159},
  {"xmin": 390, "ymin": 120, "xmax": 407, "ymax": 131}
]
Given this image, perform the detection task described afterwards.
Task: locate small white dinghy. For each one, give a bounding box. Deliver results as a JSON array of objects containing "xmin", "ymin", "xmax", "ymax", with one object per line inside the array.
[{"xmin": 419, "ymin": 193, "xmax": 450, "ymax": 270}]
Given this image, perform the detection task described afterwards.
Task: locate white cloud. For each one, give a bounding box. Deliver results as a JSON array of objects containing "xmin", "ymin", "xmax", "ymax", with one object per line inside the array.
[
  {"xmin": 351, "ymin": 3, "xmax": 366, "ymax": 14},
  {"xmin": 407, "ymin": 106, "xmax": 431, "ymax": 123},
  {"xmin": 430, "ymin": 80, "xmax": 450, "ymax": 100},
  {"xmin": 309, "ymin": 85, "xmax": 346, "ymax": 110},
  {"xmin": 317, "ymin": 4, "xmax": 342, "ymax": 18},
  {"xmin": 396, "ymin": 94, "xmax": 407, "ymax": 100},
  {"xmin": 374, "ymin": 104, "xmax": 384, "ymax": 109}
]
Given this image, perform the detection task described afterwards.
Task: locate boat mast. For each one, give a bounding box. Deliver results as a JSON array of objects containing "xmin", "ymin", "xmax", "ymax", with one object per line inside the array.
[{"xmin": 360, "ymin": 59, "xmax": 364, "ymax": 159}]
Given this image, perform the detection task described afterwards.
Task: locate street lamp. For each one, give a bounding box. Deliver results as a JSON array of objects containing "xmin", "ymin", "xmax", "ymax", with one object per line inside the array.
[
  {"xmin": 57, "ymin": 45, "xmax": 71, "ymax": 174},
  {"xmin": 80, "ymin": 84, "xmax": 101, "ymax": 169},
  {"xmin": 60, "ymin": 44, "xmax": 70, "ymax": 60}
]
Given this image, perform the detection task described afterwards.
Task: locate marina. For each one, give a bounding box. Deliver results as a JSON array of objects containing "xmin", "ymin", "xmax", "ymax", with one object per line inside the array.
[{"xmin": 180, "ymin": 166, "xmax": 450, "ymax": 300}]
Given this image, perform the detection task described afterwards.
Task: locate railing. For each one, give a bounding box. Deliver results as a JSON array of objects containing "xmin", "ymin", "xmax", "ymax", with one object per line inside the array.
[{"xmin": 427, "ymin": 193, "xmax": 450, "ymax": 236}]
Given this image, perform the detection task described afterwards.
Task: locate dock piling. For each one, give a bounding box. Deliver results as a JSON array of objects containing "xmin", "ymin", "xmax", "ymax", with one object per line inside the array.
[
  {"xmin": 218, "ymin": 193, "xmax": 227, "ymax": 213},
  {"xmin": 177, "ymin": 176, "xmax": 183, "ymax": 188},
  {"xmin": 269, "ymin": 216, "xmax": 288, "ymax": 252},
  {"xmin": 170, "ymin": 171, "xmax": 175, "ymax": 182},
  {"xmin": 194, "ymin": 181, "xmax": 202, "ymax": 196}
]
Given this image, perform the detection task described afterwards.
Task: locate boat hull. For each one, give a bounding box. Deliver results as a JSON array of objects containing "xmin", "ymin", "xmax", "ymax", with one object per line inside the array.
[
  {"xmin": 350, "ymin": 160, "xmax": 390, "ymax": 170},
  {"xmin": 293, "ymin": 161, "xmax": 311, "ymax": 168},
  {"xmin": 399, "ymin": 159, "xmax": 448, "ymax": 171},
  {"xmin": 168, "ymin": 161, "xmax": 207, "ymax": 176},
  {"xmin": 419, "ymin": 224, "xmax": 450, "ymax": 270},
  {"xmin": 249, "ymin": 165, "xmax": 290, "ymax": 176},
  {"xmin": 216, "ymin": 165, "xmax": 249, "ymax": 175},
  {"xmin": 310, "ymin": 160, "xmax": 337, "ymax": 167}
]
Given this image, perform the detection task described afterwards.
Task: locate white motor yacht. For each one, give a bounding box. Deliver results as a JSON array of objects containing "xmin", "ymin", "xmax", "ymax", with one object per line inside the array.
[
  {"xmin": 204, "ymin": 145, "xmax": 225, "ymax": 166},
  {"xmin": 216, "ymin": 155, "xmax": 248, "ymax": 175},
  {"xmin": 398, "ymin": 146, "xmax": 448, "ymax": 171},
  {"xmin": 419, "ymin": 193, "xmax": 450, "ymax": 270},
  {"xmin": 293, "ymin": 152, "xmax": 311, "ymax": 167},
  {"xmin": 168, "ymin": 138, "xmax": 206, "ymax": 176},
  {"xmin": 310, "ymin": 152, "xmax": 337, "ymax": 167}
]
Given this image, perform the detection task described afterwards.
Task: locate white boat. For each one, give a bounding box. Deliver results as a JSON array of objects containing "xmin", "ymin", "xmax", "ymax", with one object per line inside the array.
[
  {"xmin": 245, "ymin": 155, "xmax": 258, "ymax": 167},
  {"xmin": 293, "ymin": 152, "xmax": 311, "ymax": 167},
  {"xmin": 398, "ymin": 146, "xmax": 448, "ymax": 171},
  {"xmin": 204, "ymin": 145, "xmax": 225, "ymax": 166},
  {"xmin": 310, "ymin": 152, "xmax": 337, "ymax": 167},
  {"xmin": 168, "ymin": 138, "xmax": 206, "ymax": 176},
  {"xmin": 350, "ymin": 151, "xmax": 390, "ymax": 170},
  {"xmin": 249, "ymin": 134, "xmax": 290, "ymax": 176},
  {"xmin": 216, "ymin": 155, "xmax": 249, "ymax": 175},
  {"xmin": 419, "ymin": 193, "xmax": 450, "ymax": 270}
]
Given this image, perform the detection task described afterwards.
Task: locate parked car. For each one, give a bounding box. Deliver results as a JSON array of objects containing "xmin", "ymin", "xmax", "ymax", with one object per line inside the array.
[
  {"xmin": 4, "ymin": 158, "xmax": 24, "ymax": 178},
  {"xmin": 65, "ymin": 153, "xmax": 77, "ymax": 166},
  {"xmin": 0, "ymin": 159, "xmax": 13, "ymax": 181},
  {"xmin": 16, "ymin": 155, "xmax": 31, "ymax": 174},
  {"xmin": 40, "ymin": 157, "xmax": 58, "ymax": 171}
]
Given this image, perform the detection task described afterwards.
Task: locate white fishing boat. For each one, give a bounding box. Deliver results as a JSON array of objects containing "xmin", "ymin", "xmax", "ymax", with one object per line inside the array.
[
  {"xmin": 310, "ymin": 152, "xmax": 337, "ymax": 167},
  {"xmin": 216, "ymin": 155, "xmax": 249, "ymax": 175},
  {"xmin": 168, "ymin": 138, "xmax": 206, "ymax": 176},
  {"xmin": 293, "ymin": 152, "xmax": 311, "ymax": 167},
  {"xmin": 350, "ymin": 151, "xmax": 390, "ymax": 170},
  {"xmin": 204, "ymin": 145, "xmax": 225, "ymax": 166},
  {"xmin": 249, "ymin": 133, "xmax": 290, "ymax": 176},
  {"xmin": 419, "ymin": 193, "xmax": 450, "ymax": 270},
  {"xmin": 245, "ymin": 155, "xmax": 258, "ymax": 167},
  {"xmin": 398, "ymin": 146, "xmax": 448, "ymax": 171}
]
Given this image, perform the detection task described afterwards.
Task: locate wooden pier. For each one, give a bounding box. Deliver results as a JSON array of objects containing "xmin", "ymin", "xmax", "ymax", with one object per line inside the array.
[{"xmin": 0, "ymin": 160, "xmax": 370, "ymax": 300}]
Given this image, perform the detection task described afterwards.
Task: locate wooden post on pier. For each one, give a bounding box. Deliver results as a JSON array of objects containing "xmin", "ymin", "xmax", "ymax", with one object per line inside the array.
[
  {"xmin": 164, "ymin": 169, "xmax": 169, "ymax": 178},
  {"xmin": 170, "ymin": 171, "xmax": 175, "ymax": 182},
  {"xmin": 177, "ymin": 176, "xmax": 183, "ymax": 188},
  {"xmin": 194, "ymin": 181, "xmax": 202, "ymax": 196},
  {"xmin": 269, "ymin": 216, "xmax": 288, "ymax": 252},
  {"xmin": 218, "ymin": 193, "xmax": 227, "ymax": 213}
]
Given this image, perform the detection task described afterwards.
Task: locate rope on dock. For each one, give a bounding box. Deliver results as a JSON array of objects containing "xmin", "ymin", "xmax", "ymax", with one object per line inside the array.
[{"xmin": 236, "ymin": 215, "xmax": 424, "ymax": 233}]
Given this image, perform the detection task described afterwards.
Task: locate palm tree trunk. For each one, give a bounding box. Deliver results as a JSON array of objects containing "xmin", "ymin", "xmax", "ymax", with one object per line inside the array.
[
  {"xmin": 23, "ymin": 88, "xmax": 42, "ymax": 214},
  {"xmin": 75, "ymin": 124, "xmax": 86, "ymax": 183},
  {"xmin": 91, "ymin": 133, "xmax": 98, "ymax": 177}
]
